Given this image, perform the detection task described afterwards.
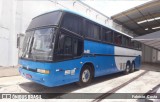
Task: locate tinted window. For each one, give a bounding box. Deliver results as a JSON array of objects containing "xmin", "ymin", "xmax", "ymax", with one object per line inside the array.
[
  {"xmin": 102, "ymin": 28, "xmax": 113, "ymax": 43},
  {"xmin": 64, "ymin": 37, "xmax": 72, "ymax": 56},
  {"xmin": 73, "ymin": 39, "xmax": 83, "ymax": 57},
  {"xmin": 122, "ymin": 36, "xmax": 130, "ymax": 47},
  {"xmin": 128, "ymin": 38, "xmax": 131, "ymax": 47},
  {"xmin": 62, "ymin": 13, "xmax": 83, "ymax": 35},
  {"xmin": 131, "ymin": 41, "xmax": 134, "ymax": 48},
  {"xmin": 134, "ymin": 41, "xmax": 141, "ymax": 50},
  {"xmin": 57, "ymin": 34, "xmax": 65, "ymax": 54},
  {"xmin": 139, "ymin": 43, "xmax": 142, "ymax": 50},
  {"xmin": 114, "ymin": 32, "xmax": 122, "ymax": 45},
  {"xmin": 28, "ymin": 11, "xmax": 62, "ymax": 30},
  {"xmin": 85, "ymin": 21, "xmax": 100, "ymax": 40},
  {"xmin": 55, "ymin": 33, "xmax": 83, "ymax": 61}
]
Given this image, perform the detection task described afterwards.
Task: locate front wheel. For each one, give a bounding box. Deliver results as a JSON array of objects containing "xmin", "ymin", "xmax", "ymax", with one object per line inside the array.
[{"xmin": 77, "ymin": 65, "xmax": 93, "ymax": 87}]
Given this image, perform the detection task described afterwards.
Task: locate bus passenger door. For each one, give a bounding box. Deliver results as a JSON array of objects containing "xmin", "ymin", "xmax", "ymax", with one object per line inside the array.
[{"xmin": 54, "ymin": 30, "xmax": 83, "ymax": 82}]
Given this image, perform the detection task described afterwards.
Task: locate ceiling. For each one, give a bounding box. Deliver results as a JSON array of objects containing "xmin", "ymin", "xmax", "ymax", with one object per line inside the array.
[
  {"xmin": 111, "ymin": 0, "xmax": 160, "ymax": 36},
  {"xmin": 133, "ymin": 30, "xmax": 160, "ymax": 50}
]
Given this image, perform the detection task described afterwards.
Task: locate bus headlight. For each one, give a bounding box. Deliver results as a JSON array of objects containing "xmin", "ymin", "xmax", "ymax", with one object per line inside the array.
[{"xmin": 37, "ymin": 69, "xmax": 50, "ymax": 74}]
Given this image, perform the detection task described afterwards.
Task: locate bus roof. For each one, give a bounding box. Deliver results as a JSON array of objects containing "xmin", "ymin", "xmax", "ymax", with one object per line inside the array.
[{"xmin": 33, "ymin": 9, "xmax": 133, "ymax": 38}]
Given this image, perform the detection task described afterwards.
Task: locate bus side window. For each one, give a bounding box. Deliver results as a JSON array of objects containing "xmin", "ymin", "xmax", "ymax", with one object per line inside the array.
[
  {"xmin": 122, "ymin": 36, "xmax": 127, "ymax": 46},
  {"xmin": 131, "ymin": 41, "xmax": 134, "ymax": 49},
  {"xmin": 124, "ymin": 37, "xmax": 130, "ymax": 47},
  {"xmin": 134, "ymin": 41, "xmax": 141, "ymax": 50},
  {"xmin": 102, "ymin": 28, "xmax": 113, "ymax": 43},
  {"xmin": 85, "ymin": 21, "xmax": 100, "ymax": 40},
  {"xmin": 128, "ymin": 38, "xmax": 131, "ymax": 47},
  {"xmin": 57, "ymin": 34, "xmax": 65, "ymax": 54},
  {"xmin": 64, "ymin": 37, "xmax": 72, "ymax": 56},
  {"xmin": 139, "ymin": 43, "xmax": 142, "ymax": 50},
  {"xmin": 114, "ymin": 32, "xmax": 122, "ymax": 46},
  {"xmin": 56, "ymin": 33, "xmax": 83, "ymax": 61},
  {"xmin": 73, "ymin": 38, "xmax": 83, "ymax": 57},
  {"xmin": 62, "ymin": 13, "xmax": 83, "ymax": 35},
  {"xmin": 137, "ymin": 42, "xmax": 141, "ymax": 50}
]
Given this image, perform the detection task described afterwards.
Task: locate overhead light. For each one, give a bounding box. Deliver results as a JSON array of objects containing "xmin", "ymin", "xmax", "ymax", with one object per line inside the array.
[
  {"xmin": 155, "ymin": 17, "xmax": 160, "ymax": 20},
  {"xmin": 137, "ymin": 16, "xmax": 160, "ymax": 24},
  {"xmin": 152, "ymin": 26, "xmax": 160, "ymax": 30},
  {"xmin": 145, "ymin": 28, "xmax": 148, "ymax": 30},
  {"xmin": 137, "ymin": 20, "xmax": 147, "ymax": 24},
  {"xmin": 147, "ymin": 18, "xmax": 154, "ymax": 22}
]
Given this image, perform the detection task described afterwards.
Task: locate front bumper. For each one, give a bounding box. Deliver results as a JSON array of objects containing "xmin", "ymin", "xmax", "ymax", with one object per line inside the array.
[{"xmin": 19, "ymin": 67, "xmax": 54, "ymax": 87}]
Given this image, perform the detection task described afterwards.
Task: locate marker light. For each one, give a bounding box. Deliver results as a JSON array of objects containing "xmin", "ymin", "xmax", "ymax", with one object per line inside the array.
[{"xmin": 37, "ymin": 69, "xmax": 50, "ymax": 74}]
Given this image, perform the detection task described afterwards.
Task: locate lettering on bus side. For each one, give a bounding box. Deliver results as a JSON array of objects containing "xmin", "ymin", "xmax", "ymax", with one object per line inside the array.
[{"xmin": 84, "ymin": 50, "xmax": 90, "ymax": 53}]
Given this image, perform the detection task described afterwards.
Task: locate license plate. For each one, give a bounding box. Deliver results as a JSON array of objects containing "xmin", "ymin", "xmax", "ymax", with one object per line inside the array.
[{"xmin": 26, "ymin": 74, "xmax": 32, "ymax": 79}]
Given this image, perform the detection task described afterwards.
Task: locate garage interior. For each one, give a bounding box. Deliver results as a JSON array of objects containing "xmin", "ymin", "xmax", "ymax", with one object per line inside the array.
[{"xmin": 111, "ymin": 0, "xmax": 160, "ymax": 63}]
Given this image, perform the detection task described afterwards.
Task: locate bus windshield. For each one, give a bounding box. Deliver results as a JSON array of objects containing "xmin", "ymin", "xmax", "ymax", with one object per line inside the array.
[{"xmin": 21, "ymin": 28, "xmax": 55, "ymax": 61}]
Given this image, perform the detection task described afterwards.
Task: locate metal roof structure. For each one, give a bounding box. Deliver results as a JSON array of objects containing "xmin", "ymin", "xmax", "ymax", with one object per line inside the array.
[
  {"xmin": 111, "ymin": 0, "xmax": 160, "ymax": 36},
  {"xmin": 133, "ymin": 30, "xmax": 160, "ymax": 50}
]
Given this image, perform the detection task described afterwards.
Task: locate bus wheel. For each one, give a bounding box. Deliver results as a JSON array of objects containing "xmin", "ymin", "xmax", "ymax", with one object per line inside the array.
[
  {"xmin": 77, "ymin": 65, "xmax": 93, "ymax": 87},
  {"xmin": 130, "ymin": 63, "xmax": 135, "ymax": 72},
  {"xmin": 124, "ymin": 63, "xmax": 130, "ymax": 74}
]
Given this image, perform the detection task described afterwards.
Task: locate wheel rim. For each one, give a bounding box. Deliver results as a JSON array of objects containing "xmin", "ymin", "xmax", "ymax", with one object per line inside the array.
[
  {"xmin": 132, "ymin": 64, "xmax": 135, "ymax": 71},
  {"xmin": 126, "ymin": 65, "xmax": 130, "ymax": 72},
  {"xmin": 82, "ymin": 69, "xmax": 90, "ymax": 83}
]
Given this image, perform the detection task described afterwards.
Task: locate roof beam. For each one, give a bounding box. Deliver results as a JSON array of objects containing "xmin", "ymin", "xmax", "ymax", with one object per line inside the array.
[
  {"xmin": 122, "ymin": 12, "xmax": 148, "ymax": 34},
  {"xmin": 117, "ymin": 13, "xmax": 160, "ymax": 25},
  {"xmin": 148, "ymin": 12, "xmax": 160, "ymax": 26},
  {"xmin": 135, "ymin": 7, "xmax": 154, "ymax": 31},
  {"xmin": 111, "ymin": 0, "xmax": 160, "ymax": 19},
  {"xmin": 129, "ymin": 22, "xmax": 160, "ymax": 33}
]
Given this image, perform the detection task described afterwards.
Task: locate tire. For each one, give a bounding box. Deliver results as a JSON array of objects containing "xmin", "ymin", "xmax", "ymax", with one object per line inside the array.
[
  {"xmin": 77, "ymin": 65, "xmax": 93, "ymax": 87},
  {"xmin": 130, "ymin": 62, "xmax": 135, "ymax": 73},
  {"xmin": 124, "ymin": 62, "xmax": 130, "ymax": 74}
]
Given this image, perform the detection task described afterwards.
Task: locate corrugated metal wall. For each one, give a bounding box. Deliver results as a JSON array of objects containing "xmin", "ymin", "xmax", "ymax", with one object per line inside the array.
[{"xmin": 142, "ymin": 44, "xmax": 159, "ymax": 63}]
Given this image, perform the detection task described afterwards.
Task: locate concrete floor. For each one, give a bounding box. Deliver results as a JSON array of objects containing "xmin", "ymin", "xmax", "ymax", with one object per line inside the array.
[{"xmin": 0, "ymin": 64, "xmax": 160, "ymax": 102}]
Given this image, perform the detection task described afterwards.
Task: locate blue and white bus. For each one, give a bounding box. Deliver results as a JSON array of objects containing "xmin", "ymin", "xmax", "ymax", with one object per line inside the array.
[{"xmin": 19, "ymin": 9, "xmax": 142, "ymax": 87}]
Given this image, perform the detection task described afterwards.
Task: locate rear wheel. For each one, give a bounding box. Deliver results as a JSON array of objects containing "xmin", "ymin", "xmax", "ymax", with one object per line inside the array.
[
  {"xmin": 77, "ymin": 65, "xmax": 93, "ymax": 87},
  {"xmin": 130, "ymin": 63, "xmax": 135, "ymax": 72},
  {"xmin": 124, "ymin": 63, "xmax": 130, "ymax": 74}
]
